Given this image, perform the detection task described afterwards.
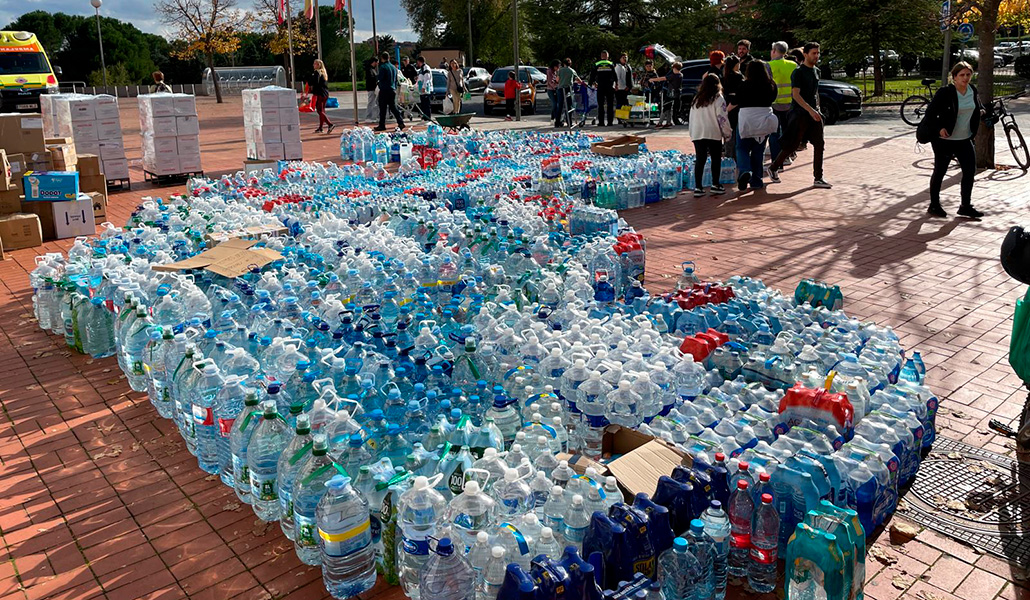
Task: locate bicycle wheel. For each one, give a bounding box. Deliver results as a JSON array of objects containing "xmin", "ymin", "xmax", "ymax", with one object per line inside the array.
[
  {"xmin": 900, "ymin": 95, "xmax": 929, "ymax": 126},
  {"xmin": 1006, "ymin": 122, "xmax": 1030, "ymax": 170}
]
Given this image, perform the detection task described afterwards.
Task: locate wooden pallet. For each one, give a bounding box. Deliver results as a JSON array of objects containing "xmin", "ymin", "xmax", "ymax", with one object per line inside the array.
[
  {"xmin": 143, "ymin": 170, "xmax": 204, "ymax": 186},
  {"xmin": 106, "ymin": 177, "xmax": 130, "ymax": 191}
]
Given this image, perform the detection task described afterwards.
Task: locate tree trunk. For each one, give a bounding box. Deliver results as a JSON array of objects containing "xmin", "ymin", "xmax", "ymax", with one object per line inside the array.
[
  {"xmin": 208, "ymin": 53, "xmax": 224, "ymax": 104},
  {"xmin": 872, "ymin": 31, "xmax": 883, "ymax": 97},
  {"xmin": 975, "ymin": 1, "xmax": 1000, "ymax": 168}
]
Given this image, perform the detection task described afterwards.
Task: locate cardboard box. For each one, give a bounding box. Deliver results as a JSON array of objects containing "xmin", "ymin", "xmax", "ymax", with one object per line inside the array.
[
  {"xmin": 283, "ymin": 142, "xmax": 303, "ymax": 161},
  {"xmin": 62, "ymin": 98, "xmax": 96, "ymax": 121},
  {"xmin": 0, "ymin": 189, "xmax": 22, "ymax": 214},
  {"xmin": 175, "ymin": 115, "xmax": 200, "ymax": 136},
  {"xmin": 254, "ymin": 125, "xmax": 281, "ymax": 144},
  {"xmin": 176, "ymin": 135, "xmax": 200, "ymax": 156},
  {"xmin": 20, "ymin": 201, "xmax": 55, "ymax": 240},
  {"xmin": 173, "ymin": 95, "xmax": 197, "ymax": 116},
  {"xmin": 46, "ymin": 139, "xmax": 77, "ymax": 171},
  {"xmin": 96, "ymin": 118, "xmax": 121, "ymax": 140},
  {"xmin": 23, "ymin": 171, "xmax": 79, "ymax": 202},
  {"xmin": 141, "ymin": 94, "xmax": 176, "ymax": 117},
  {"xmin": 51, "ymin": 198, "xmax": 95, "ymax": 239},
  {"xmin": 77, "ymin": 154, "xmax": 102, "ymax": 176},
  {"xmin": 280, "ymin": 123, "xmax": 301, "ymax": 142},
  {"xmin": 249, "ymin": 105, "xmax": 280, "ymax": 126},
  {"xmin": 591, "ymin": 135, "xmax": 645, "ymax": 157},
  {"xmin": 277, "ymin": 89, "xmax": 297, "ymax": 108},
  {"xmin": 68, "ymin": 120, "xmax": 99, "ymax": 142},
  {"xmin": 76, "ymin": 140, "xmax": 100, "ymax": 157},
  {"xmin": 153, "ymin": 238, "xmax": 283, "ymax": 277},
  {"xmin": 0, "ymin": 114, "xmax": 45, "ymax": 154},
  {"xmin": 86, "ymin": 191, "xmax": 106, "ymax": 223},
  {"xmin": 98, "ymin": 140, "xmax": 126, "ymax": 160},
  {"xmin": 204, "ymin": 223, "xmax": 290, "ymax": 244},
  {"xmin": 0, "ymin": 150, "xmax": 10, "ymax": 192},
  {"xmin": 93, "ymin": 96, "xmax": 120, "ymax": 120},
  {"xmin": 603, "ymin": 426, "xmax": 690, "ymax": 499},
  {"xmin": 26, "ymin": 150, "xmax": 52, "ymax": 173},
  {"xmin": 244, "ymin": 159, "xmax": 278, "ymax": 175},
  {"xmin": 143, "ymin": 135, "xmax": 178, "ymax": 156},
  {"xmin": 102, "ymin": 158, "xmax": 129, "ymax": 180},
  {"xmin": 79, "ymin": 174, "xmax": 107, "ymax": 198},
  {"xmin": 6, "ymin": 153, "xmax": 24, "ymax": 191},
  {"xmin": 144, "ymin": 155, "xmax": 181, "ymax": 175},
  {"xmin": 149, "ymin": 116, "xmax": 178, "ymax": 136},
  {"xmin": 177, "ymin": 154, "xmax": 202, "ymax": 173},
  {"xmin": 278, "ymin": 106, "xmax": 300, "ymax": 125},
  {"xmin": 0, "ymin": 213, "xmax": 42, "ymax": 250}
]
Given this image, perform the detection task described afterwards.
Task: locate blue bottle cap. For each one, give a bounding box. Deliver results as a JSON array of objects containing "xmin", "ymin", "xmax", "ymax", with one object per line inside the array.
[
  {"xmin": 690, "ymin": 519, "xmax": 705, "ymax": 533},
  {"xmin": 710, "ymin": 500, "xmax": 722, "ymax": 510},
  {"xmin": 436, "ymin": 538, "xmax": 455, "ymax": 556},
  {"xmin": 673, "ymin": 537, "xmax": 687, "ymax": 550},
  {"xmin": 349, "ymin": 434, "xmax": 364, "ymax": 447},
  {"xmin": 370, "ymin": 409, "xmax": 385, "ymax": 420}
]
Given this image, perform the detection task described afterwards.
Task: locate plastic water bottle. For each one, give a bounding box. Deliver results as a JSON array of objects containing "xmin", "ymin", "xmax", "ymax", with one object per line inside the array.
[
  {"xmin": 248, "ymin": 400, "xmax": 290, "ymax": 522},
  {"xmin": 398, "ymin": 475, "xmax": 448, "ymax": 599},
  {"xmin": 446, "ymin": 480, "xmax": 497, "ymax": 549},
  {"xmin": 685, "ymin": 519, "xmax": 716, "ymax": 600},
  {"xmin": 493, "ymin": 468, "xmax": 533, "ymax": 518},
  {"xmin": 229, "ymin": 390, "xmax": 263, "ymax": 504},
  {"xmin": 317, "ymin": 475, "xmax": 377, "ymax": 598},
  {"xmin": 747, "ymin": 493, "xmax": 779, "ymax": 593},
  {"xmin": 727, "ymin": 480, "xmax": 754, "ymax": 578},
  {"xmin": 478, "ymin": 546, "xmax": 507, "ymax": 600},
  {"xmin": 701, "ymin": 501, "xmax": 730, "ymax": 600},
  {"xmin": 562, "ymin": 494, "xmax": 589, "ymax": 544},
  {"xmin": 278, "ymin": 414, "xmax": 313, "ymax": 540},
  {"xmin": 658, "ymin": 537, "xmax": 700, "ymax": 600},
  {"xmin": 419, "ymin": 538, "xmax": 476, "ymax": 600},
  {"xmin": 294, "ymin": 434, "xmax": 339, "ymax": 565},
  {"xmin": 192, "ymin": 363, "xmax": 225, "ymax": 474},
  {"xmin": 542, "ymin": 485, "xmax": 567, "ymax": 534}
]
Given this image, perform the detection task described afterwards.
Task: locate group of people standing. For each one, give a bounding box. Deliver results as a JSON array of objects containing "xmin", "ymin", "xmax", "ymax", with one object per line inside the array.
[{"xmin": 687, "ymin": 39, "xmax": 832, "ymax": 197}]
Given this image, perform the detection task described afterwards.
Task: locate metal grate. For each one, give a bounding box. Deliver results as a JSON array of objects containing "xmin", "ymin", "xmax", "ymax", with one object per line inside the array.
[{"xmin": 901, "ymin": 437, "xmax": 1030, "ymax": 566}]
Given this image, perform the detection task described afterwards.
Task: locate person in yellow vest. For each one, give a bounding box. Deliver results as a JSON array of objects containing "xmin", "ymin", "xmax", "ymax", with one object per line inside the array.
[{"xmin": 768, "ymin": 41, "xmax": 797, "ymax": 164}]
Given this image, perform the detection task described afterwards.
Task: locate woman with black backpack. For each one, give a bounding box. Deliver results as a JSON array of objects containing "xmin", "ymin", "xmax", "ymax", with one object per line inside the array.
[{"xmin": 919, "ymin": 62, "xmax": 987, "ymax": 218}]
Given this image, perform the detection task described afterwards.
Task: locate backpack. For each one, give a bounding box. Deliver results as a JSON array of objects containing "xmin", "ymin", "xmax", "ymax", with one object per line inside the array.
[{"xmin": 915, "ymin": 111, "xmax": 935, "ymax": 144}]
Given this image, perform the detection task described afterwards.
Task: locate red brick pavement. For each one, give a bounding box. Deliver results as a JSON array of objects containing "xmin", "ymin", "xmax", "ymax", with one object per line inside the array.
[{"xmin": 0, "ymin": 97, "xmax": 1028, "ymax": 599}]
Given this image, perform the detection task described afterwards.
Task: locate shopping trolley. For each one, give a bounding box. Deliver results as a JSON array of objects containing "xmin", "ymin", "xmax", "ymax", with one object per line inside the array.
[{"xmin": 561, "ymin": 82, "xmax": 597, "ymax": 128}]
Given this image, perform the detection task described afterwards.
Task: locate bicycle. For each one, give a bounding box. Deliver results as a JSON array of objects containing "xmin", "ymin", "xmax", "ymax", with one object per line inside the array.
[
  {"xmin": 900, "ymin": 78, "xmax": 938, "ymax": 126},
  {"xmin": 987, "ymin": 90, "xmax": 1029, "ymax": 171}
]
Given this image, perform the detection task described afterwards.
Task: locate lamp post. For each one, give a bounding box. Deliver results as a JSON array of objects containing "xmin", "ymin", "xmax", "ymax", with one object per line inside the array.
[{"xmin": 90, "ymin": 0, "xmax": 108, "ymax": 88}]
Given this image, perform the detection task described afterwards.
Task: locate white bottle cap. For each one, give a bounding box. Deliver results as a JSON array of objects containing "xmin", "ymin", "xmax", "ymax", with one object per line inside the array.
[
  {"xmin": 491, "ymin": 546, "xmax": 506, "ymax": 558},
  {"xmin": 413, "ymin": 476, "xmax": 428, "ymax": 490},
  {"xmin": 464, "ymin": 480, "xmax": 481, "ymax": 494},
  {"xmin": 477, "ymin": 531, "xmax": 489, "ymax": 543},
  {"xmin": 572, "ymin": 494, "xmax": 584, "ymax": 505}
]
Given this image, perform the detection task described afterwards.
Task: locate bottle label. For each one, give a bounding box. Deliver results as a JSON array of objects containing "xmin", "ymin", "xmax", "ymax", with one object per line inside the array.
[
  {"xmin": 250, "ymin": 472, "xmax": 277, "ymax": 501},
  {"xmin": 217, "ymin": 418, "xmax": 235, "ymax": 437},
  {"xmin": 232, "ymin": 455, "xmax": 250, "ymax": 488},
  {"xmin": 319, "ymin": 519, "xmax": 372, "ymax": 558},
  {"xmin": 730, "ymin": 531, "xmax": 751, "ymax": 549},
  {"xmin": 279, "ymin": 488, "xmax": 293, "ymax": 519},
  {"xmin": 401, "ymin": 536, "xmax": 431, "ymax": 556},
  {"xmin": 192, "ymin": 405, "xmax": 214, "ymax": 426},
  {"xmin": 132, "ymin": 360, "xmax": 145, "ymax": 376},
  {"xmin": 447, "ymin": 465, "xmax": 465, "ymax": 495},
  {"xmin": 369, "ymin": 513, "xmax": 382, "ymax": 544},
  {"xmin": 750, "ymin": 545, "xmax": 777, "ymax": 564},
  {"xmin": 296, "ymin": 515, "xmax": 317, "ymax": 547}
]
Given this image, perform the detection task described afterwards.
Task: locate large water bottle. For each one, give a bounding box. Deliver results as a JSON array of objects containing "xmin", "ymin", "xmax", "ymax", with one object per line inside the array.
[
  {"xmin": 658, "ymin": 537, "xmax": 700, "ymax": 600},
  {"xmin": 192, "ymin": 363, "xmax": 225, "ymax": 474},
  {"xmin": 397, "ymin": 475, "xmax": 448, "ymax": 599},
  {"xmin": 294, "ymin": 434, "xmax": 339, "ymax": 565},
  {"xmin": 316, "ymin": 475, "xmax": 378, "ymax": 599},
  {"xmin": 229, "ymin": 390, "xmax": 263, "ymax": 504},
  {"xmin": 747, "ymin": 493, "xmax": 779, "ymax": 593},
  {"xmin": 478, "ymin": 546, "xmax": 508, "ymax": 600},
  {"xmin": 278, "ymin": 414, "xmax": 313, "ymax": 540},
  {"xmin": 577, "ymin": 371, "xmax": 611, "ymax": 459},
  {"xmin": 685, "ymin": 519, "xmax": 716, "ymax": 600},
  {"xmin": 447, "ymin": 480, "xmax": 497, "ymax": 549},
  {"xmin": 727, "ymin": 480, "xmax": 754, "ymax": 578},
  {"xmin": 419, "ymin": 538, "xmax": 476, "ymax": 600},
  {"xmin": 248, "ymin": 400, "xmax": 290, "ymax": 522},
  {"xmin": 701, "ymin": 501, "xmax": 730, "ymax": 600}
]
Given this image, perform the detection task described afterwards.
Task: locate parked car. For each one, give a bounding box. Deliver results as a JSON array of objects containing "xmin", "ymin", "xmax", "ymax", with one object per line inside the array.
[
  {"xmin": 523, "ymin": 66, "xmax": 547, "ymax": 89},
  {"xmin": 958, "ymin": 48, "xmax": 1006, "ymax": 68},
  {"xmin": 483, "ymin": 66, "xmax": 537, "ymax": 114},
  {"xmin": 428, "ymin": 69, "xmax": 449, "ymax": 113},
  {"xmin": 463, "ymin": 67, "xmax": 490, "ymax": 92},
  {"xmin": 641, "ymin": 48, "xmax": 862, "ymax": 125},
  {"xmin": 993, "ymin": 47, "xmax": 1017, "ymax": 65}
]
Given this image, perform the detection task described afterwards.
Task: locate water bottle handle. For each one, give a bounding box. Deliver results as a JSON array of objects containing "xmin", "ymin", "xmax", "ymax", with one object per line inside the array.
[
  {"xmin": 311, "ymin": 378, "xmax": 336, "ymax": 394},
  {"xmin": 463, "ymin": 467, "xmax": 491, "ymax": 489},
  {"xmin": 425, "ymin": 472, "xmax": 444, "ymax": 489}
]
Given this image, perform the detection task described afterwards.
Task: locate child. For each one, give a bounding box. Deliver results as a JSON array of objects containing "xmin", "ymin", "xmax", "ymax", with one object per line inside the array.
[
  {"xmin": 504, "ymin": 70, "xmax": 521, "ymax": 121},
  {"xmin": 688, "ymin": 73, "xmax": 732, "ymax": 197}
]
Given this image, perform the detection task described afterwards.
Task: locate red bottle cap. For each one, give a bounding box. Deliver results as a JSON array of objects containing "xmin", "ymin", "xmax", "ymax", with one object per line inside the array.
[
  {"xmin": 737, "ymin": 480, "xmax": 749, "ymax": 490},
  {"xmin": 739, "ymin": 461, "xmax": 750, "ymax": 472},
  {"xmin": 761, "ymin": 493, "xmax": 773, "ymax": 504},
  {"xmin": 715, "ymin": 452, "xmax": 726, "ymax": 462},
  {"xmin": 759, "ymin": 472, "xmax": 771, "ymax": 482}
]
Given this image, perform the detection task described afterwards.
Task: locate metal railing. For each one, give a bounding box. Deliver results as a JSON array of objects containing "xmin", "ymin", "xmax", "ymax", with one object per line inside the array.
[{"xmin": 56, "ymin": 83, "xmax": 202, "ymax": 96}]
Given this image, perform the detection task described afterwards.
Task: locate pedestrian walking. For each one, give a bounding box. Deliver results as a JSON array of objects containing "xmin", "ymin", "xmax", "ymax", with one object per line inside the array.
[
  {"xmin": 375, "ymin": 51, "xmax": 406, "ymax": 131},
  {"xmin": 307, "ymin": 59, "xmax": 335, "ymax": 134},
  {"xmin": 416, "ymin": 56, "xmax": 434, "ymax": 119},
  {"xmin": 689, "ymin": 73, "xmax": 733, "ymax": 197},
  {"xmin": 504, "ymin": 70, "xmax": 522, "ymax": 121},
  {"xmin": 615, "ymin": 53, "xmax": 633, "ymax": 109},
  {"xmin": 590, "ymin": 50, "xmax": 617, "ymax": 126},
  {"xmin": 365, "ymin": 57, "xmax": 380, "ymax": 123},
  {"xmin": 401, "ymin": 56, "xmax": 418, "ymax": 83},
  {"xmin": 446, "ymin": 59, "xmax": 467, "ymax": 114},
  {"xmin": 722, "ymin": 55, "xmax": 744, "ymax": 156},
  {"xmin": 546, "ymin": 60, "xmax": 561, "ymax": 123},
  {"xmin": 706, "ymin": 51, "xmax": 725, "ymax": 78},
  {"xmin": 732, "ymin": 60, "xmax": 778, "ymax": 190},
  {"xmin": 768, "ymin": 42, "xmax": 832, "ymax": 189},
  {"xmin": 920, "ymin": 62, "xmax": 986, "ymax": 218},
  {"xmin": 665, "ymin": 62, "xmax": 684, "ymax": 126},
  {"xmin": 768, "ymin": 41, "xmax": 798, "ymax": 165},
  {"xmin": 151, "ymin": 71, "xmax": 172, "ymax": 93},
  {"xmin": 555, "ymin": 58, "xmax": 580, "ymax": 127},
  {"xmin": 735, "ymin": 40, "xmax": 754, "ymax": 69}
]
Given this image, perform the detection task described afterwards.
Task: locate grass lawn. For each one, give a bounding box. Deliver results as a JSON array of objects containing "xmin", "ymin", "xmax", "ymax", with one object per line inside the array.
[
  {"xmin": 328, "ymin": 82, "xmax": 366, "ymax": 91},
  {"xmin": 841, "ymin": 73, "xmax": 1025, "ymax": 104}
]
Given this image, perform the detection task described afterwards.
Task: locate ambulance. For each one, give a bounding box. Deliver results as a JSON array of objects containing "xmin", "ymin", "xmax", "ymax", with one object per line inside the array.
[{"xmin": 0, "ymin": 31, "xmax": 60, "ymax": 113}]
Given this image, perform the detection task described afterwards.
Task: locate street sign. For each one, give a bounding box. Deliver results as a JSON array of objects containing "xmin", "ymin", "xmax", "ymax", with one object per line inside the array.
[
  {"xmin": 940, "ymin": 0, "xmax": 950, "ymax": 31},
  {"xmin": 958, "ymin": 23, "xmax": 974, "ymax": 42}
]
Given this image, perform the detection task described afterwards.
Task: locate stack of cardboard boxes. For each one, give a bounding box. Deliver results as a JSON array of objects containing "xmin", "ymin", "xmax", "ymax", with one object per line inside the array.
[
  {"xmin": 42, "ymin": 94, "xmax": 129, "ymax": 181},
  {"xmin": 242, "ymin": 86, "xmax": 302, "ymax": 161},
  {"xmin": 139, "ymin": 93, "xmax": 202, "ymax": 176}
]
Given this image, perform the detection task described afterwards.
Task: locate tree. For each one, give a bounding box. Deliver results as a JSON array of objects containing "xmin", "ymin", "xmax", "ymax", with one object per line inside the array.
[
  {"xmin": 730, "ymin": 0, "xmax": 819, "ymax": 53},
  {"xmin": 157, "ymin": 0, "xmax": 245, "ymax": 103},
  {"xmin": 802, "ymin": 0, "xmax": 940, "ymax": 96},
  {"xmin": 89, "ymin": 63, "xmax": 134, "ymax": 86},
  {"xmin": 254, "ymin": 0, "xmax": 318, "ymax": 82}
]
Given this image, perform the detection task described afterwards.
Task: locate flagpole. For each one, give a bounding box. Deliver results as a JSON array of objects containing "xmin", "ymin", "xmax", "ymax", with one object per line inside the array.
[
  {"xmin": 286, "ymin": 0, "xmax": 296, "ymax": 90},
  {"xmin": 314, "ymin": 0, "xmax": 323, "ymax": 61},
  {"xmin": 347, "ymin": 0, "xmax": 359, "ymax": 124}
]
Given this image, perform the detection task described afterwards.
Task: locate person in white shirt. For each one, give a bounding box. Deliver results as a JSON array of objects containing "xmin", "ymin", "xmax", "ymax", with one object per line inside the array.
[
  {"xmin": 415, "ymin": 56, "xmax": 433, "ymax": 120},
  {"xmin": 614, "ymin": 53, "xmax": 634, "ymax": 109},
  {"xmin": 688, "ymin": 73, "xmax": 733, "ymax": 197}
]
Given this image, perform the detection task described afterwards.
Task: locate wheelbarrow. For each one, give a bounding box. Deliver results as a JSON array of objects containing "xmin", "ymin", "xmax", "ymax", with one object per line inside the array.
[
  {"xmin": 435, "ymin": 113, "xmax": 475, "ymax": 132},
  {"xmin": 990, "ymin": 224, "xmax": 1030, "ymax": 457}
]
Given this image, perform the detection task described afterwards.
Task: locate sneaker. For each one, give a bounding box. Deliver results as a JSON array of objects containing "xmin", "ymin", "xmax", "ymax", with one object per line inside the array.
[
  {"xmin": 711, "ymin": 184, "xmax": 726, "ymax": 195},
  {"xmin": 783, "ymin": 157, "xmax": 793, "ymax": 166},
  {"xmin": 927, "ymin": 204, "xmax": 947, "ymax": 218},
  {"xmin": 958, "ymin": 205, "xmax": 984, "ymax": 218},
  {"xmin": 768, "ymin": 168, "xmax": 781, "ymax": 183},
  {"xmin": 373, "ymin": 127, "xmax": 387, "ymax": 132},
  {"xmin": 313, "ymin": 128, "xmax": 324, "ymax": 133},
  {"xmin": 737, "ymin": 171, "xmax": 751, "ymax": 191},
  {"xmin": 813, "ymin": 179, "xmax": 833, "ymax": 189},
  {"xmin": 693, "ymin": 188, "xmax": 704, "ymax": 197},
  {"xmin": 326, "ymin": 124, "xmax": 336, "ymax": 135}
]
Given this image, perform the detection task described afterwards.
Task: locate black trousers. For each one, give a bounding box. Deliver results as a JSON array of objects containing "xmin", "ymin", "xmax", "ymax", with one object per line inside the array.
[
  {"xmin": 693, "ymin": 139, "xmax": 723, "ymax": 189},
  {"xmin": 615, "ymin": 89, "xmax": 629, "ymax": 109},
  {"xmin": 419, "ymin": 94, "xmax": 432, "ymax": 119},
  {"xmin": 596, "ymin": 86, "xmax": 615, "ymax": 126},
  {"xmin": 378, "ymin": 89, "xmax": 405, "ymax": 129},
  {"xmin": 505, "ymin": 98, "xmax": 516, "ymax": 117},
  {"xmin": 929, "ymin": 138, "xmax": 976, "ymax": 207},
  {"xmin": 770, "ymin": 109, "xmax": 825, "ymax": 180}
]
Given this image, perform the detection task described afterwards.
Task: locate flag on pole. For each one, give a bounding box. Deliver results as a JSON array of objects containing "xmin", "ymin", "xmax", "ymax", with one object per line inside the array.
[
  {"xmin": 304, "ymin": 0, "xmax": 314, "ymax": 19},
  {"xmin": 276, "ymin": 0, "xmax": 285, "ymax": 23},
  {"xmin": 334, "ymin": 0, "xmax": 344, "ymax": 12}
]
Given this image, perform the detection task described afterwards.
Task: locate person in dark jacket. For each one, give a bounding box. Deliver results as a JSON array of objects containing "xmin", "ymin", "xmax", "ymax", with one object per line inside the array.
[
  {"xmin": 400, "ymin": 56, "xmax": 418, "ymax": 82},
  {"xmin": 307, "ymin": 59, "xmax": 335, "ymax": 134},
  {"xmin": 375, "ymin": 52, "xmax": 406, "ymax": 131},
  {"xmin": 730, "ymin": 60, "xmax": 778, "ymax": 190},
  {"xmin": 923, "ymin": 62, "xmax": 986, "ymax": 218},
  {"xmin": 665, "ymin": 62, "xmax": 684, "ymax": 126},
  {"xmin": 721, "ymin": 55, "xmax": 744, "ymax": 155},
  {"xmin": 706, "ymin": 51, "xmax": 725, "ymax": 78},
  {"xmin": 736, "ymin": 39, "xmax": 754, "ymax": 69},
  {"xmin": 365, "ymin": 57, "xmax": 380, "ymax": 122},
  {"xmin": 590, "ymin": 50, "xmax": 617, "ymax": 126}
]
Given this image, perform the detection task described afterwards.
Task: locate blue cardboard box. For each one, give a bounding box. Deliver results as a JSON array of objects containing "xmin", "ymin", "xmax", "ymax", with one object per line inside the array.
[{"xmin": 22, "ymin": 171, "xmax": 80, "ymax": 202}]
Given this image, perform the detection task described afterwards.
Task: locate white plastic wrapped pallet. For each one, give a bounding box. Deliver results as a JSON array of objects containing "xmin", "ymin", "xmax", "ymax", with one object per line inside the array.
[
  {"xmin": 43, "ymin": 94, "xmax": 128, "ymax": 181},
  {"xmin": 242, "ymin": 86, "xmax": 301, "ymax": 160},
  {"xmin": 138, "ymin": 93, "xmax": 202, "ymax": 175}
]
